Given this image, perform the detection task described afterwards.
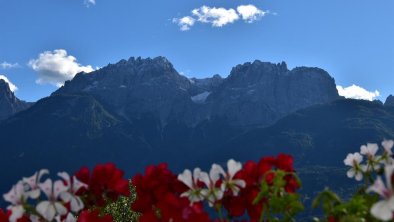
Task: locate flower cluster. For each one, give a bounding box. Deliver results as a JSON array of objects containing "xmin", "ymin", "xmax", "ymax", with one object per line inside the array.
[
  {"xmin": 1, "ymin": 155, "xmax": 303, "ymax": 222},
  {"xmin": 178, "ymin": 154, "xmax": 302, "ymax": 221},
  {"xmin": 178, "ymin": 159, "xmax": 246, "ymax": 206},
  {"xmin": 1, "ymin": 163, "xmax": 132, "ymax": 222},
  {"xmin": 341, "ymin": 140, "xmax": 394, "ymax": 221},
  {"xmin": 131, "ymin": 163, "xmax": 210, "ymax": 222},
  {"xmin": 344, "ymin": 140, "xmax": 394, "ymax": 182},
  {"xmin": 231, "ymin": 154, "xmax": 301, "ymax": 220},
  {"xmin": 2, "ymin": 169, "xmax": 86, "ymax": 222}
]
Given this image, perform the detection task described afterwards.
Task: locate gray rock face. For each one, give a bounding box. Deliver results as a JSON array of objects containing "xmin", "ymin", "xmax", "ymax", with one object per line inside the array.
[
  {"xmin": 0, "ymin": 80, "xmax": 32, "ymax": 121},
  {"xmin": 385, "ymin": 95, "xmax": 394, "ymax": 107},
  {"xmin": 189, "ymin": 74, "xmax": 223, "ymax": 96},
  {"xmin": 55, "ymin": 56, "xmax": 199, "ymax": 124},
  {"xmin": 54, "ymin": 57, "xmax": 340, "ymax": 127},
  {"xmin": 206, "ymin": 61, "xmax": 340, "ymax": 126}
]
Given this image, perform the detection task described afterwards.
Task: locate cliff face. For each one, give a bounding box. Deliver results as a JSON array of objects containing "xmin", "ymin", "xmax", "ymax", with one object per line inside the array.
[
  {"xmin": 206, "ymin": 61, "xmax": 340, "ymax": 126},
  {"xmin": 0, "ymin": 80, "xmax": 32, "ymax": 121},
  {"xmin": 189, "ymin": 74, "xmax": 224, "ymax": 95}
]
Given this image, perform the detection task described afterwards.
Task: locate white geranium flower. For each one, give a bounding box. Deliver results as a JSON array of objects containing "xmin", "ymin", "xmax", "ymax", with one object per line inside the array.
[
  {"xmin": 57, "ymin": 172, "xmax": 87, "ymax": 213},
  {"xmin": 367, "ymin": 164, "xmax": 394, "ymax": 221},
  {"xmin": 360, "ymin": 143, "xmax": 379, "ymax": 157},
  {"xmin": 344, "ymin": 152, "xmax": 364, "ymax": 181},
  {"xmin": 3, "ymin": 181, "xmax": 27, "ymax": 222},
  {"xmin": 29, "ymin": 215, "xmax": 41, "ymax": 222},
  {"xmin": 199, "ymin": 165, "xmax": 225, "ymax": 206},
  {"xmin": 178, "ymin": 168, "xmax": 205, "ymax": 203},
  {"xmin": 36, "ymin": 179, "xmax": 68, "ymax": 221},
  {"xmin": 220, "ymin": 159, "xmax": 246, "ymax": 196},
  {"xmin": 55, "ymin": 213, "xmax": 77, "ymax": 222},
  {"xmin": 23, "ymin": 169, "xmax": 49, "ymax": 199},
  {"xmin": 380, "ymin": 140, "xmax": 394, "ymax": 164},
  {"xmin": 382, "ymin": 140, "xmax": 394, "ymax": 155},
  {"xmin": 360, "ymin": 143, "xmax": 381, "ymax": 171}
]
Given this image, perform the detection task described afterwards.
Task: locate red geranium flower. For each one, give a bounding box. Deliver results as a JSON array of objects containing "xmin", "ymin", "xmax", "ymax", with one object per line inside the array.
[
  {"xmin": 223, "ymin": 154, "xmax": 299, "ymax": 221},
  {"xmin": 284, "ymin": 174, "xmax": 300, "ymax": 193},
  {"xmin": 131, "ymin": 163, "xmax": 185, "ymax": 212},
  {"xmin": 75, "ymin": 163, "xmax": 130, "ymax": 207},
  {"xmin": 0, "ymin": 210, "xmax": 8, "ymax": 222},
  {"xmin": 77, "ymin": 210, "xmax": 113, "ymax": 222},
  {"xmin": 328, "ymin": 215, "xmax": 337, "ymax": 222},
  {"xmin": 276, "ymin": 154, "xmax": 294, "ymax": 172},
  {"xmin": 0, "ymin": 209, "xmax": 29, "ymax": 222},
  {"xmin": 132, "ymin": 163, "xmax": 211, "ymax": 222}
]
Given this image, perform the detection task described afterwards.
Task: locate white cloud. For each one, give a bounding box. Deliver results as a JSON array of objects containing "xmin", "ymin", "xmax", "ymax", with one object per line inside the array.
[
  {"xmin": 0, "ymin": 75, "xmax": 18, "ymax": 92},
  {"xmin": 0, "ymin": 62, "xmax": 20, "ymax": 69},
  {"xmin": 336, "ymin": 84, "xmax": 380, "ymax": 101},
  {"xmin": 173, "ymin": 16, "xmax": 195, "ymax": 31},
  {"xmin": 173, "ymin": 4, "xmax": 267, "ymax": 31},
  {"xmin": 84, "ymin": 0, "xmax": 96, "ymax": 7},
  {"xmin": 29, "ymin": 49, "xmax": 94, "ymax": 87},
  {"xmin": 237, "ymin": 5, "xmax": 267, "ymax": 23},
  {"xmin": 191, "ymin": 6, "xmax": 239, "ymax": 27}
]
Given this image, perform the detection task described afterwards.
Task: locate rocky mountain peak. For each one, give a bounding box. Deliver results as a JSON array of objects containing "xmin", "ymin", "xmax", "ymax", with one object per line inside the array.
[
  {"xmin": 207, "ymin": 61, "xmax": 340, "ymax": 126},
  {"xmin": 226, "ymin": 61, "xmax": 289, "ymax": 85},
  {"xmin": 385, "ymin": 95, "xmax": 394, "ymax": 107},
  {"xmin": 132, "ymin": 56, "xmax": 177, "ymax": 79},
  {"xmin": 55, "ymin": 56, "xmax": 195, "ymax": 125},
  {"xmin": 0, "ymin": 79, "xmax": 13, "ymax": 97},
  {"xmin": 0, "ymin": 79, "xmax": 32, "ymax": 121},
  {"xmin": 58, "ymin": 56, "xmax": 189, "ymax": 94},
  {"xmin": 116, "ymin": 56, "xmax": 175, "ymax": 71}
]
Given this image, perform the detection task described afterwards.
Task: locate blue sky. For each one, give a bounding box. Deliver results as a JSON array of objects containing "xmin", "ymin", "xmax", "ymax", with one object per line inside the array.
[{"xmin": 0, "ymin": 0, "xmax": 393, "ymax": 102}]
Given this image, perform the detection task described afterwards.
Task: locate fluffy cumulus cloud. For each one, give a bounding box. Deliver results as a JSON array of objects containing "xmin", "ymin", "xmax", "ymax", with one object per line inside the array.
[
  {"xmin": 84, "ymin": 0, "xmax": 96, "ymax": 7},
  {"xmin": 173, "ymin": 16, "xmax": 195, "ymax": 31},
  {"xmin": 28, "ymin": 49, "xmax": 94, "ymax": 87},
  {"xmin": 336, "ymin": 84, "xmax": 380, "ymax": 101},
  {"xmin": 173, "ymin": 5, "xmax": 268, "ymax": 31},
  {"xmin": 191, "ymin": 6, "xmax": 239, "ymax": 27},
  {"xmin": 0, "ymin": 62, "xmax": 19, "ymax": 69},
  {"xmin": 0, "ymin": 75, "xmax": 18, "ymax": 92},
  {"xmin": 237, "ymin": 5, "xmax": 267, "ymax": 23}
]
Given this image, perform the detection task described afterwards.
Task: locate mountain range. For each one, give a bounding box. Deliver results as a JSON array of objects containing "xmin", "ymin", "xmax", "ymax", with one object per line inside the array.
[
  {"xmin": 53, "ymin": 57, "xmax": 340, "ymax": 127},
  {"xmin": 0, "ymin": 56, "xmax": 393, "ymax": 209}
]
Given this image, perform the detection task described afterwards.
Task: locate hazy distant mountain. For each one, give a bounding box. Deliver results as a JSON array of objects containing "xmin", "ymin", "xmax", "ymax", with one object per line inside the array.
[
  {"xmin": 0, "ymin": 79, "xmax": 32, "ymax": 121},
  {"xmin": 218, "ymin": 99, "xmax": 394, "ymax": 200},
  {"xmin": 220, "ymin": 99, "xmax": 394, "ymax": 163}
]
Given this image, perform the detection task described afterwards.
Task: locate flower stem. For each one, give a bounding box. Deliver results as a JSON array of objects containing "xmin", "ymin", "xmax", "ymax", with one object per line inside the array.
[
  {"xmin": 216, "ymin": 204, "xmax": 225, "ymax": 222},
  {"xmin": 259, "ymin": 205, "xmax": 265, "ymax": 222}
]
